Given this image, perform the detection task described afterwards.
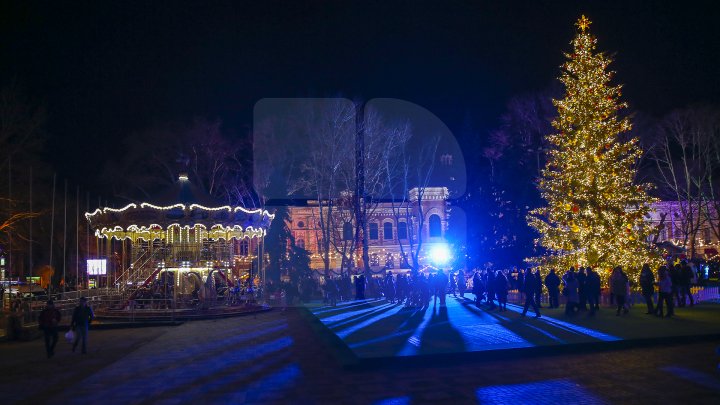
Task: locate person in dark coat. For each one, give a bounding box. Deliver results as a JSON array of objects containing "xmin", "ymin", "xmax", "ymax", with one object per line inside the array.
[
  {"xmin": 610, "ymin": 266, "xmax": 629, "ymax": 316},
  {"xmin": 670, "ymin": 263, "xmax": 682, "ymax": 307},
  {"xmin": 577, "ymin": 267, "xmax": 588, "ymax": 311},
  {"xmin": 457, "ymin": 269, "xmax": 466, "ymax": 298},
  {"xmin": 544, "ymin": 269, "xmax": 561, "ymax": 308},
  {"xmin": 494, "ymin": 270, "xmax": 509, "ymax": 311},
  {"xmin": 435, "ymin": 269, "xmax": 448, "ymax": 306},
  {"xmin": 472, "ymin": 271, "xmax": 484, "ymax": 305},
  {"xmin": 534, "ymin": 269, "xmax": 543, "ymax": 308},
  {"xmin": 585, "ymin": 267, "xmax": 601, "ymax": 315},
  {"xmin": 680, "ymin": 261, "xmax": 695, "ymax": 307},
  {"xmin": 639, "ymin": 263, "xmax": 656, "ymax": 314},
  {"xmin": 38, "ymin": 300, "xmax": 61, "ymax": 358},
  {"xmin": 71, "ymin": 297, "xmax": 95, "ymax": 354},
  {"xmin": 564, "ymin": 271, "xmax": 579, "ymax": 316},
  {"xmin": 521, "ymin": 268, "xmax": 541, "ymax": 318},
  {"xmin": 355, "ymin": 274, "xmax": 366, "ymax": 300},
  {"xmin": 485, "ymin": 270, "xmax": 496, "ymax": 309}
]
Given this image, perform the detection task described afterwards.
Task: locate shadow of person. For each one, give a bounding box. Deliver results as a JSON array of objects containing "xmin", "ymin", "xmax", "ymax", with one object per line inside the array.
[{"xmin": 418, "ymin": 305, "xmax": 466, "ymax": 355}]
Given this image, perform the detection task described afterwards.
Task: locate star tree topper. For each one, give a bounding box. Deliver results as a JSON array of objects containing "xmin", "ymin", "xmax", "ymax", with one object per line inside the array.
[{"xmin": 576, "ymin": 15, "xmax": 591, "ymax": 32}]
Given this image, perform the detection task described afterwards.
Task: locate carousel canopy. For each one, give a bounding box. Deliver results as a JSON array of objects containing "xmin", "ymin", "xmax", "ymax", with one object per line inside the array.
[{"xmin": 86, "ymin": 175, "xmax": 273, "ymax": 241}]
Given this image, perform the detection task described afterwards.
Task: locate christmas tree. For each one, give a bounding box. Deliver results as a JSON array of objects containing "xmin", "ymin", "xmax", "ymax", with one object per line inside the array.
[{"xmin": 527, "ymin": 15, "xmax": 660, "ymax": 282}]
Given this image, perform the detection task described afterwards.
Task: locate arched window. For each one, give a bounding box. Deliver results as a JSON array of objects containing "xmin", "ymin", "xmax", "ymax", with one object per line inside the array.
[
  {"xmin": 297, "ymin": 238, "xmax": 305, "ymax": 249},
  {"xmin": 383, "ymin": 222, "xmax": 393, "ymax": 240},
  {"xmin": 343, "ymin": 222, "xmax": 353, "ymax": 241},
  {"xmin": 239, "ymin": 239, "xmax": 249, "ymax": 256},
  {"xmin": 397, "ymin": 222, "xmax": 408, "ymax": 240},
  {"xmin": 369, "ymin": 223, "xmax": 379, "ymax": 240},
  {"xmin": 429, "ymin": 214, "xmax": 441, "ymax": 237}
]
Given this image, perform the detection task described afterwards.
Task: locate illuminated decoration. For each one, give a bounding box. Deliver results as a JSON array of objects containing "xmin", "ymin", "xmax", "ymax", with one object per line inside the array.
[
  {"xmin": 429, "ymin": 244, "xmax": 452, "ymax": 266},
  {"xmin": 575, "ymin": 14, "xmax": 591, "ymax": 32},
  {"xmin": 86, "ymin": 203, "xmax": 273, "ymax": 240},
  {"xmin": 527, "ymin": 16, "xmax": 661, "ymax": 283},
  {"xmin": 87, "ymin": 259, "xmax": 107, "ymax": 275},
  {"xmin": 86, "ymin": 176, "xmax": 274, "ymax": 292}
]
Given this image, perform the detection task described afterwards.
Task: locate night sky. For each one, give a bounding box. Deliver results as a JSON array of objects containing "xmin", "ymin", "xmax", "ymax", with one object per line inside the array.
[{"xmin": 2, "ymin": 1, "xmax": 720, "ymax": 188}]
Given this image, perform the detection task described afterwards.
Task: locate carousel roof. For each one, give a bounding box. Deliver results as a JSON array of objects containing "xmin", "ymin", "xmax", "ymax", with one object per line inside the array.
[{"xmin": 85, "ymin": 175, "xmax": 273, "ymax": 236}]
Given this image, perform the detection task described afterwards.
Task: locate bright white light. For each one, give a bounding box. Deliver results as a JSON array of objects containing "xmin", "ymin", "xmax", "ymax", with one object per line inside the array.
[
  {"xmin": 87, "ymin": 259, "xmax": 107, "ymax": 275},
  {"xmin": 429, "ymin": 244, "xmax": 451, "ymax": 266}
]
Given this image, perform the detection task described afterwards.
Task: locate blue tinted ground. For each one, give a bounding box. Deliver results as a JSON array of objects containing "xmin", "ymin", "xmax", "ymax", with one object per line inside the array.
[
  {"xmin": 0, "ymin": 298, "xmax": 718, "ymax": 404},
  {"xmin": 307, "ymin": 295, "xmax": 720, "ymax": 359}
]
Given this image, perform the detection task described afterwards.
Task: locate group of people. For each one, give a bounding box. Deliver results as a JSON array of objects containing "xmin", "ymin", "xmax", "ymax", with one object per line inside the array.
[
  {"xmin": 37, "ymin": 297, "xmax": 95, "ymax": 358},
  {"xmin": 639, "ymin": 261, "xmax": 698, "ymax": 318}
]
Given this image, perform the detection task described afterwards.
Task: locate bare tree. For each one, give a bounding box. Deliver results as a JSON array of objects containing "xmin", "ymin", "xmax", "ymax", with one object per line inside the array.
[
  {"xmin": 651, "ymin": 108, "xmax": 716, "ymax": 258},
  {"xmin": 104, "ymin": 118, "xmax": 255, "ymax": 205},
  {"xmin": 384, "ymin": 128, "xmax": 441, "ymax": 273},
  {"xmin": 291, "ymin": 100, "xmax": 356, "ymax": 276},
  {"xmin": 698, "ymin": 108, "xmax": 720, "ymax": 243}
]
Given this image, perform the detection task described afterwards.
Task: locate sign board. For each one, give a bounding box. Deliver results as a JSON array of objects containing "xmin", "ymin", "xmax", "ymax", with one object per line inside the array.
[{"xmin": 87, "ymin": 259, "xmax": 107, "ymax": 275}]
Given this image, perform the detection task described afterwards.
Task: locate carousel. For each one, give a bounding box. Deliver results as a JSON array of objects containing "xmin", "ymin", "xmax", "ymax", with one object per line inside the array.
[{"xmin": 85, "ymin": 174, "xmax": 273, "ymax": 319}]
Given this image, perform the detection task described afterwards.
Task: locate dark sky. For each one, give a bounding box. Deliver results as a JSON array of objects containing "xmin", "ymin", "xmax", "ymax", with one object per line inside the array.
[{"xmin": 2, "ymin": 1, "xmax": 720, "ymax": 187}]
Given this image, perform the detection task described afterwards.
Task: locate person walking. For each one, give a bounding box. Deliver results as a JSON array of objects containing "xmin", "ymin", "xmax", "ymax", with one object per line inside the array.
[
  {"xmin": 355, "ymin": 274, "xmax": 366, "ymax": 300},
  {"xmin": 639, "ymin": 264, "xmax": 656, "ymax": 315},
  {"xmin": 670, "ymin": 263, "xmax": 683, "ymax": 307},
  {"xmin": 610, "ymin": 266, "xmax": 629, "ymax": 316},
  {"xmin": 521, "ymin": 268, "xmax": 541, "ymax": 318},
  {"xmin": 38, "ymin": 300, "xmax": 62, "ymax": 358},
  {"xmin": 577, "ymin": 267, "xmax": 588, "ymax": 311},
  {"xmin": 494, "ymin": 270, "xmax": 509, "ymax": 311},
  {"xmin": 680, "ymin": 261, "xmax": 695, "ymax": 307},
  {"xmin": 586, "ymin": 267, "xmax": 601, "ymax": 316},
  {"xmin": 655, "ymin": 266, "xmax": 674, "ymax": 318},
  {"xmin": 534, "ymin": 269, "xmax": 544, "ymax": 308},
  {"xmin": 457, "ymin": 268, "xmax": 466, "ymax": 298},
  {"xmin": 70, "ymin": 297, "xmax": 95, "ymax": 354},
  {"xmin": 472, "ymin": 271, "xmax": 483, "ymax": 306},
  {"xmin": 564, "ymin": 270, "xmax": 579, "ymax": 316},
  {"xmin": 544, "ymin": 269, "xmax": 561, "ymax": 308},
  {"xmin": 435, "ymin": 269, "xmax": 448, "ymax": 306},
  {"xmin": 485, "ymin": 269, "xmax": 496, "ymax": 309}
]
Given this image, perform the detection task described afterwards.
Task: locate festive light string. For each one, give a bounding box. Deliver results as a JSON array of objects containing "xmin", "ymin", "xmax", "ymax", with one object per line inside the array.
[{"xmin": 86, "ymin": 203, "xmax": 274, "ymax": 221}]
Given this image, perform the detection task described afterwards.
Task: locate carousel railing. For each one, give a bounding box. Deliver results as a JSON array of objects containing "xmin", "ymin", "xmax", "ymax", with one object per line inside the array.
[{"xmin": 114, "ymin": 248, "xmax": 151, "ymax": 286}]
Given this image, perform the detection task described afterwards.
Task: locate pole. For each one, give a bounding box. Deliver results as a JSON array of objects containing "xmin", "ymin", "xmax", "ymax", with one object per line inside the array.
[
  {"xmin": 63, "ymin": 179, "xmax": 67, "ymax": 295},
  {"xmin": 86, "ymin": 192, "xmax": 90, "ymax": 292},
  {"xmin": 29, "ymin": 167, "xmax": 33, "ymax": 283},
  {"xmin": 7, "ymin": 157, "xmax": 11, "ymax": 282},
  {"xmin": 50, "ymin": 174, "xmax": 56, "ymax": 289},
  {"xmin": 76, "ymin": 185, "xmax": 80, "ymax": 294}
]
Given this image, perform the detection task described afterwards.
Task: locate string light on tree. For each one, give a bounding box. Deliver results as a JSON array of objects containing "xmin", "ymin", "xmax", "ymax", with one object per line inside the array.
[{"xmin": 527, "ymin": 15, "xmax": 661, "ymax": 283}]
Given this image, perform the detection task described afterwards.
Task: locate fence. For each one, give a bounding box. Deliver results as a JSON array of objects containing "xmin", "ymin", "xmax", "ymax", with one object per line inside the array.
[{"xmin": 506, "ymin": 285, "xmax": 719, "ymax": 307}]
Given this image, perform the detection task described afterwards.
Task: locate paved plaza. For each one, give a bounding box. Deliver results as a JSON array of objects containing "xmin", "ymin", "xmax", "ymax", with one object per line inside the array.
[
  {"xmin": 308, "ymin": 296, "xmax": 720, "ymax": 359},
  {"xmin": 0, "ymin": 303, "xmax": 719, "ymax": 404}
]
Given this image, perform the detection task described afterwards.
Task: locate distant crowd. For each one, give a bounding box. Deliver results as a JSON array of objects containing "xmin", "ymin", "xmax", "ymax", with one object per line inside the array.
[{"xmin": 287, "ymin": 258, "xmax": 705, "ymax": 320}]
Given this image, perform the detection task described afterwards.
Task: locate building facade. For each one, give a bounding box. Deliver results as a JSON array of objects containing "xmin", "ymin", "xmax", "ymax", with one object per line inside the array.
[
  {"xmin": 286, "ymin": 187, "xmax": 450, "ymax": 274},
  {"xmin": 646, "ymin": 201, "xmax": 720, "ymax": 259}
]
